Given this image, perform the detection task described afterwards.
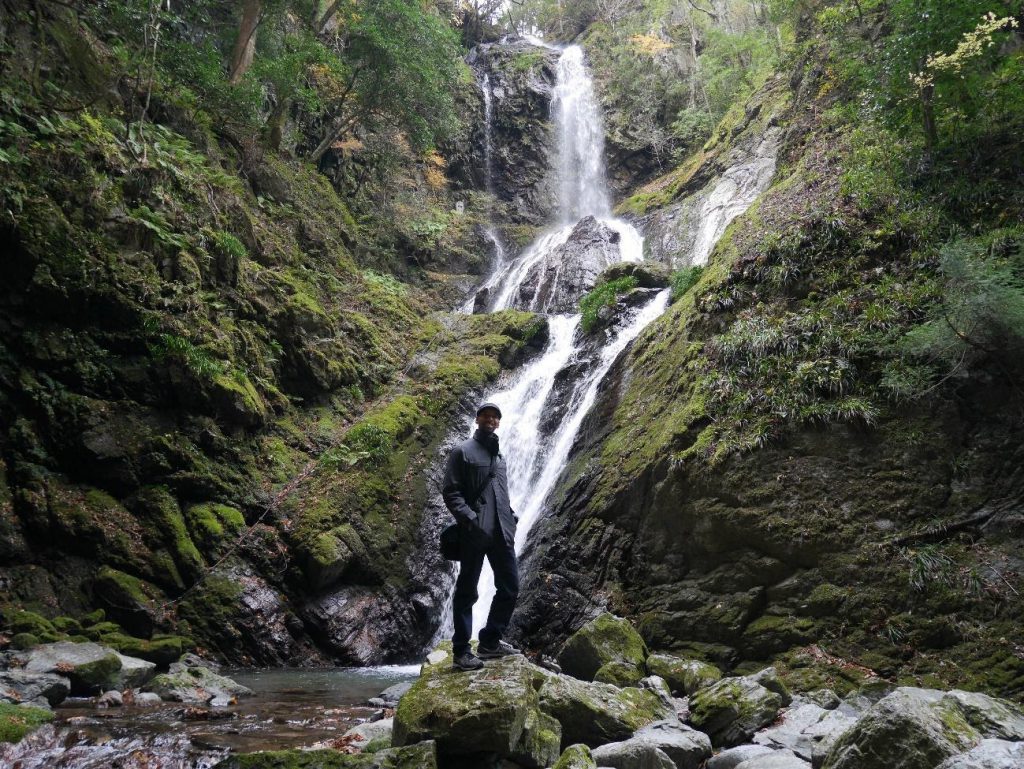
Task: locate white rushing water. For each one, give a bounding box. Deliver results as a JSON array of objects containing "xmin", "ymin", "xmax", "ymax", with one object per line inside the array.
[{"xmin": 463, "ymin": 45, "xmax": 657, "ymax": 634}]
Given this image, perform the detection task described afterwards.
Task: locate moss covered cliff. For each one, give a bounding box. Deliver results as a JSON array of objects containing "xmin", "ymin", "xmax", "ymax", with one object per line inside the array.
[{"xmin": 514, "ymin": 8, "xmax": 1024, "ymax": 698}]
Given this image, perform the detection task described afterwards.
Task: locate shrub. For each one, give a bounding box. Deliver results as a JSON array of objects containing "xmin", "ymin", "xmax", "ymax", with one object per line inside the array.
[{"xmin": 579, "ymin": 276, "xmax": 638, "ymax": 333}]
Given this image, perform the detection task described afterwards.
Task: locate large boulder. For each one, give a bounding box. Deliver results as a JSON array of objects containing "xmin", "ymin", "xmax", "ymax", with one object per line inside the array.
[
  {"xmin": 591, "ymin": 740, "xmax": 675, "ymax": 769},
  {"xmin": 342, "ymin": 717, "xmax": 393, "ymax": 749},
  {"xmin": 753, "ymin": 703, "xmax": 857, "ymax": 763},
  {"xmin": 213, "ymin": 741, "xmax": 437, "ymax": 768},
  {"xmin": 645, "ymin": 654, "xmax": 722, "ymax": 696},
  {"xmin": 16, "ymin": 641, "xmax": 122, "ymax": 694},
  {"xmin": 557, "ymin": 613, "xmax": 648, "ymax": 683},
  {"xmin": 688, "ymin": 670, "xmax": 789, "ymax": 748},
  {"xmin": 735, "ymin": 752, "xmax": 810, "ymax": 769},
  {"xmin": 393, "ymin": 651, "xmax": 558, "ymax": 768},
  {"xmin": 935, "ymin": 739, "xmax": 1024, "ymax": 769},
  {"xmin": 145, "ymin": 663, "xmax": 253, "ymax": 706},
  {"xmin": 592, "ymin": 720, "xmax": 711, "ymax": 769},
  {"xmin": 516, "ymin": 217, "xmax": 630, "ymax": 313},
  {"xmin": 111, "ymin": 653, "xmax": 157, "ymax": 690},
  {"xmin": 0, "ymin": 671, "xmax": 70, "ymax": 708},
  {"xmin": 940, "ymin": 690, "xmax": 1024, "ymax": 740},
  {"xmin": 538, "ymin": 673, "xmax": 675, "ymax": 749},
  {"xmin": 821, "ymin": 687, "xmax": 980, "ymax": 769},
  {"xmin": 707, "ymin": 744, "xmax": 776, "ymax": 769}
]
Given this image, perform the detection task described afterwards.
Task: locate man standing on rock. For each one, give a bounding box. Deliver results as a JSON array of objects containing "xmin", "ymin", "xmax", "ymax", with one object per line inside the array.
[{"xmin": 442, "ymin": 402, "xmax": 521, "ymax": 671}]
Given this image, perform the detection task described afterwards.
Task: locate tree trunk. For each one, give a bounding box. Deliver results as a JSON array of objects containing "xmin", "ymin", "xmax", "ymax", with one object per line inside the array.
[{"xmin": 229, "ymin": 0, "xmax": 261, "ymax": 85}]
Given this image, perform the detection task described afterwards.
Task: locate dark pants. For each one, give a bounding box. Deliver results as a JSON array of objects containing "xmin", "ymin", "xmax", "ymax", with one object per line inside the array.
[{"xmin": 452, "ymin": 527, "xmax": 519, "ymax": 656}]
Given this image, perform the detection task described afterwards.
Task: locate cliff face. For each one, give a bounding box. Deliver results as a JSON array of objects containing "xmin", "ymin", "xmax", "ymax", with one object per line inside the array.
[
  {"xmin": 0, "ymin": 10, "xmax": 550, "ymax": 664},
  {"xmin": 513, "ymin": 60, "xmax": 1024, "ymax": 697}
]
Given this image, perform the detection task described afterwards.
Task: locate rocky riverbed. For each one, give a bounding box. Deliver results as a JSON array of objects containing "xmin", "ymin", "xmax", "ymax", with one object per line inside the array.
[{"xmin": 10, "ymin": 614, "xmax": 1019, "ymax": 769}]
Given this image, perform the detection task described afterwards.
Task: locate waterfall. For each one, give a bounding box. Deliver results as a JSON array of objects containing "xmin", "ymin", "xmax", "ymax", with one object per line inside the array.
[
  {"xmin": 458, "ymin": 45, "xmax": 659, "ymax": 635},
  {"xmin": 461, "ymin": 72, "xmax": 506, "ymax": 313}
]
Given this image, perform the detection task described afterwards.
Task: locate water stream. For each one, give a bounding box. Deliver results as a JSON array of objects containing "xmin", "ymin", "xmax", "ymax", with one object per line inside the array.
[
  {"xmin": 0, "ymin": 667, "xmax": 419, "ymax": 768},
  {"xmin": 464, "ymin": 45, "xmax": 663, "ymax": 634}
]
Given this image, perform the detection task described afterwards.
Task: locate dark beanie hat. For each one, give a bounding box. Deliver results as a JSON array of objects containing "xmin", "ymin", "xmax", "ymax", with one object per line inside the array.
[{"xmin": 476, "ymin": 402, "xmax": 502, "ymax": 418}]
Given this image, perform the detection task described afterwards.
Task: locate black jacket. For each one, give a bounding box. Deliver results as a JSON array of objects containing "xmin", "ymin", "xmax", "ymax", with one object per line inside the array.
[{"xmin": 442, "ymin": 429, "xmax": 516, "ymax": 546}]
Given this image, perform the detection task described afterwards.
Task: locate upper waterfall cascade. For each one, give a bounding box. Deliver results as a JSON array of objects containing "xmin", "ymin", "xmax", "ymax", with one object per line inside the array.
[{"xmin": 459, "ymin": 43, "xmax": 775, "ymax": 635}]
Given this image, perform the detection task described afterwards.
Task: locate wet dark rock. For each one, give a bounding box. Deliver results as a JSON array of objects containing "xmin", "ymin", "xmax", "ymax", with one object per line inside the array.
[
  {"xmin": 467, "ymin": 40, "xmax": 560, "ymax": 226},
  {"xmin": 517, "ymin": 217, "xmax": 626, "ymax": 313},
  {"xmin": 213, "ymin": 741, "xmax": 438, "ymax": 768}
]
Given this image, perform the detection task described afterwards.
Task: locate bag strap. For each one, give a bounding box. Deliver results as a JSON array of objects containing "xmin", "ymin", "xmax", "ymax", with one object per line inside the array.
[{"xmin": 471, "ymin": 454, "xmax": 497, "ymax": 508}]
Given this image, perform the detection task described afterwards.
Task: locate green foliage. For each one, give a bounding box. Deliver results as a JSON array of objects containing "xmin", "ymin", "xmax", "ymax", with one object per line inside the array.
[
  {"xmin": 580, "ymin": 276, "xmax": 638, "ymax": 333},
  {"xmin": 899, "ymin": 229, "xmax": 1024, "ymax": 375},
  {"xmin": 670, "ymin": 266, "xmax": 704, "ymax": 300},
  {"xmin": 344, "ymin": 423, "xmax": 393, "ymax": 467},
  {"xmin": 150, "ymin": 334, "xmax": 226, "ymax": 380},
  {"xmin": 211, "ymin": 230, "xmax": 247, "ymax": 262}
]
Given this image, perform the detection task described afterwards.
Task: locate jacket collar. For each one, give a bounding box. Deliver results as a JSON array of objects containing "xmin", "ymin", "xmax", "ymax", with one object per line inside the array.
[{"xmin": 473, "ymin": 429, "xmax": 500, "ymax": 456}]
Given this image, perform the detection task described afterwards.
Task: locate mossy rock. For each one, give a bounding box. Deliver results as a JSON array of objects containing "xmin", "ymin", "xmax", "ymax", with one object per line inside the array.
[
  {"xmin": 394, "ymin": 651, "xmax": 553, "ymax": 762},
  {"xmin": 594, "ymin": 660, "xmax": 646, "ymax": 688},
  {"xmin": 83, "ymin": 621, "xmax": 122, "ymax": 640},
  {"xmin": 91, "ymin": 566, "xmax": 163, "ymax": 638},
  {"xmin": 51, "ymin": 617, "xmax": 82, "ymax": 635},
  {"xmin": 19, "ymin": 641, "xmax": 123, "ymax": 694},
  {"xmin": 741, "ymin": 614, "xmax": 818, "ymax": 658},
  {"xmin": 7, "ymin": 610, "xmax": 56, "ymax": 637},
  {"xmin": 557, "ymin": 613, "xmax": 648, "ymax": 682},
  {"xmin": 184, "ymin": 503, "xmax": 245, "ymax": 554},
  {"xmin": 0, "ymin": 701, "xmax": 53, "ymax": 744},
  {"xmin": 213, "ymin": 741, "xmax": 438, "ymax": 768},
  {"xmin": 645, "ymin": 653, "xmax": 723, "ymax": 696},
  {"xmin": 81, "ymin": 609, "xmax": 105, "ymax": 625},
  {"xmin": 99, "ymin": 632, "xmax": 188, "ymax": 665},
  {"xmin": 552, "ymin": 743, "xmax": 597, "ymax": 769},
  {"xmin": 688, "ymin": 673, "xmax": 787, "ymax": 748},
  {"xmin": 10, "ymin": 633, "xmax": 40, "ymax": 650},
  {"xmin": 537, "ymin": 673, "xmax": 675, "ymax": 749},
  {"xmin": 821, "ymin": 688, "xmax": 982, "ymax": 769},
  {"xmin": 597, "ymin": 261, "xmax": 671, "ymax": 289}
]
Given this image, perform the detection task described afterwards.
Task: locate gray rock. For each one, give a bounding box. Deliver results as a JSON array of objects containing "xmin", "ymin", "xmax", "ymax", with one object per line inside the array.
[
  {"xmin": 639, "ymin": 677, "xmax": 676, "ymax": 713},
  {"xmin": 212, "ymin": 740, "xmax": 438, "ymax": 768},
  {"xmin": 97, "ymin": 690, "xmax": 123, "ymax": 708},
  {"xmin": 378, "ymin": 681, "xmax": 413, "ymax": 705},
  {"xmin": 753, "ymin": 703, "xmax": 857, "ymax": 762},
  {"xmin": 132, "ymin": 691, "xmax": 163, "ymax": 707},
  {"xmin": 344, "ymin": 716, "xmax": 394, "ymax": 746},
  {"xmin": 821, "ymin": 687, "xmax": 981, "ymax": 769},
  {"xmin": 591, "ymin": 741, "xmax": 676, "ymax": 769},
  {"xmin": 941, "ymin": 690, "xmax": 1024, "ymax": 740},
  {"xmin": 934, "ymin": 739, "xmax": 1024, "ymax": 769},
  {"xmin": 0, "ymin": 670, "xmax": 71, "ymax": 707},
  {"xmin": 145, "ymin": 665, "xmax": 253, "ymax": 706},
  {"xmin": 688, "ymin": 673, "xmax": 787, "ymax": 747},
  {"xmin": 735, "ymin": 751, "xmax": 810, "ymax": 769},
  {"xmin": 16, "ymin": 641, "xmax": 123, "ymax": 694},
  {"xmin": 707, "ymin": 745, "xmax": 777, "ymax": 769},
  {"xmin": 557, "ymin": 613, "xmax": 648, "ymax": 683},
  {"xmin": 750, "ymin": 668, "xmax": 791, "ymax": 704},
  {"xmin": 112, "ymin": 652, "xmax": 156, "ymax": 689},
  {"xmin": 799, "ymin": 690, "xmax": 840, "ymax": 710},
  {"xmin": 631, "ymin": 719, "xmax": 712, "ymax": 769}
]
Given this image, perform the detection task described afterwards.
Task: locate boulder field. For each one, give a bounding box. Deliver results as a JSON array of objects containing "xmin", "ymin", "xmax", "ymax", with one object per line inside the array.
[{"xmin": 230, "ymin": 613, "xmax": 1024, "ymax": 769}]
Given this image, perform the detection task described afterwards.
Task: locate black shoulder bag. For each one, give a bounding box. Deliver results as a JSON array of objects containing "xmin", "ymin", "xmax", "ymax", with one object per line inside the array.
[{"xmin": 440, "ymin": 455, "xmax": 496, "ymax": 561}]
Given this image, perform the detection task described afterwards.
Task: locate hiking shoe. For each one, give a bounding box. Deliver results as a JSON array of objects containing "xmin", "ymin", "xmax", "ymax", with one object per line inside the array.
[
  {"xmin": 452, "ymin": 651, "xmax": 484, "ymax": 671},
  {"xmin": 477, "ymin": 640, "xmax": 521, "ymax": 659}
]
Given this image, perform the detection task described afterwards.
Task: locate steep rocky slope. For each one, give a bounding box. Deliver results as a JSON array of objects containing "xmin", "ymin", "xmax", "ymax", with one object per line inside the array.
[
  {"xmin": 0, "ymin": 7, "xmax": 549, "ymax": 665},
  {"xmin": 513, "ymin": 51, "xmax": 1024, "ymax": 698}
]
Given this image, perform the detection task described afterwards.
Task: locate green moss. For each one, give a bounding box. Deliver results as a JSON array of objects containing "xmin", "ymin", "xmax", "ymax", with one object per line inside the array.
[
  {"xmin": 99, "ymin": 632, "xmax": 188, "ymax": 665},
  {"xmin": 176, "ymin": 574, "xmax": 245, "ymax": 655},
  {"xmin": 83, "ymin": 621, "xmax": 122, "ymax": 640},
  {"xmin": 7, "ymin": 610, "xmax": 55, "ymax": 636},
  {"xmin": 10, "ymin": 632, "xmax": 39, "ymax": 650},
  {"xmin": 51, "ymin": 616, "xmax": 82, "ymax": 634},
  {"xmin": 0, "ymin": 702, "xmax": 53, "ymax": 744},
  {"xmin": 184, "ymin": 503, "xmax": 245, "ymax": 553},
  {"xmin": 594, "ymin": 660, "xmax": 645, "ymax": 687},
  {"xmin": 553, "ymin": 744, "xmax": 597, "ymax": 769}
]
